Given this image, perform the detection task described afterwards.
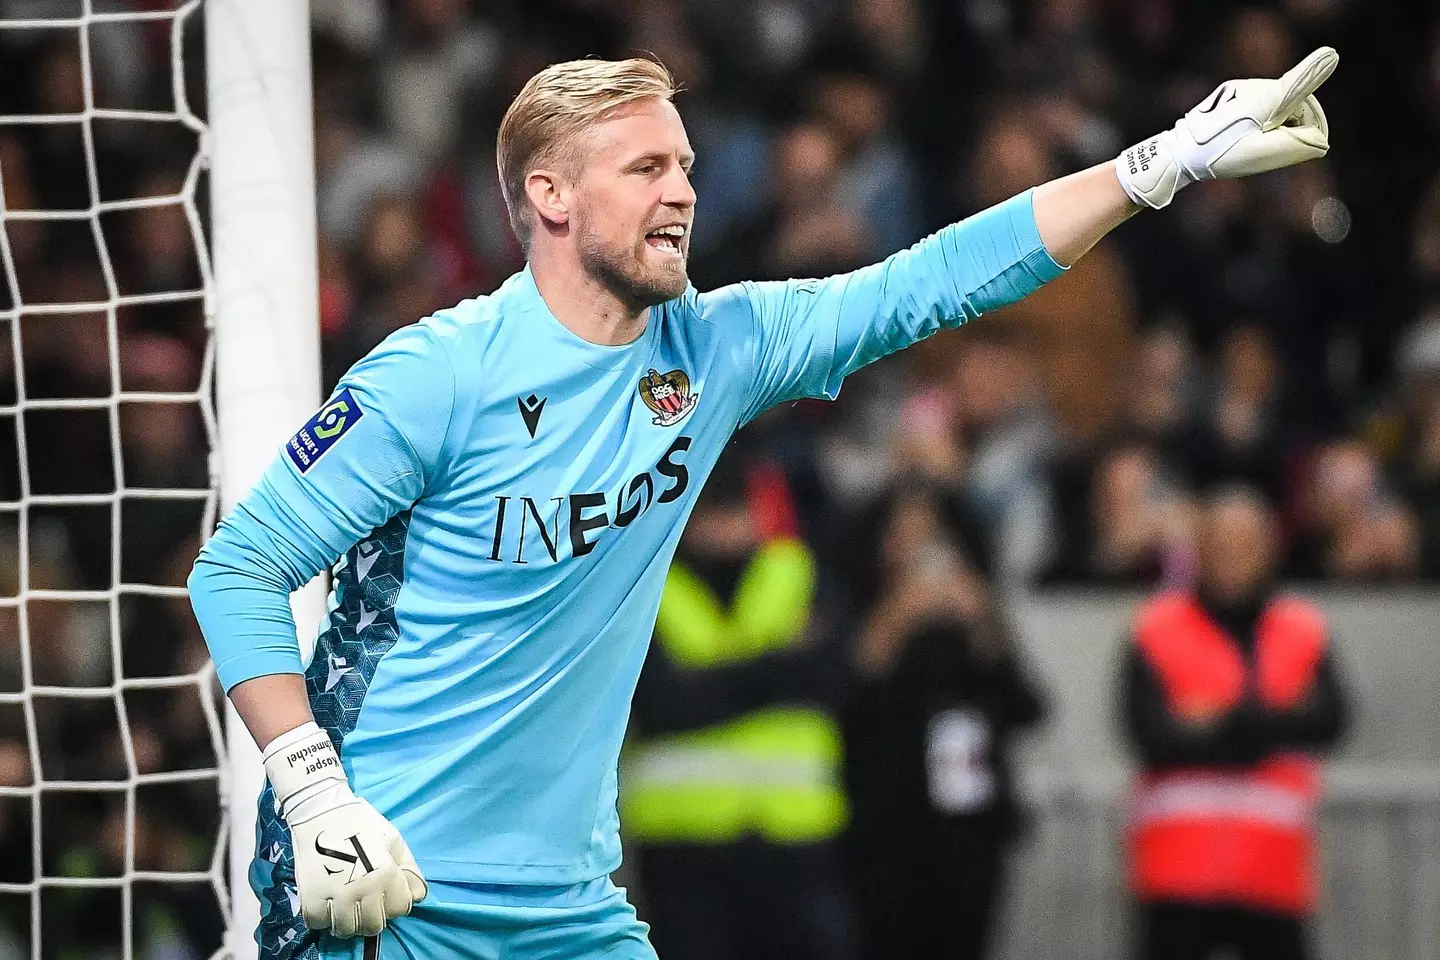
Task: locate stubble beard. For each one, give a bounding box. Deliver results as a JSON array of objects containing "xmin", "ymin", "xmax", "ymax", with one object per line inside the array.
[{"xmin": 576, "ymin": 214, "xmax": 688, "ymax": 312}]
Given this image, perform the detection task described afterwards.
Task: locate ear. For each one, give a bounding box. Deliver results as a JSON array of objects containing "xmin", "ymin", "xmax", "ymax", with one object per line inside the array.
[{"xmin": 525, "ymin": 169, "xmax": 570, "ymax": 230}]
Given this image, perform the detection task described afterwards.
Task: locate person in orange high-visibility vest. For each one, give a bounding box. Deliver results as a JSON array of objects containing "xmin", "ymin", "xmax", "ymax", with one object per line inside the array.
[{"xmin": 1121, "ymin": 485, "xmax": 1349, "ymax": 960}]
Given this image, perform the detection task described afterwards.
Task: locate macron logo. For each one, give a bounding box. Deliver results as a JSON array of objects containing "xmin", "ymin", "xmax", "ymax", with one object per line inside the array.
[
  {"xmin": 326, "ymin": 655, "xmax": 355, "ymax": 692},
  {"xmin": 355, "ymin": 542, "xmax": 381, "ymax": 582},
  {"xmin": 518, "ymin": 394, "xmax": 546, "ymax": 439},
  {"xmin": 356, "ymin": 602, "xmax": 378, "ymax": 633}
]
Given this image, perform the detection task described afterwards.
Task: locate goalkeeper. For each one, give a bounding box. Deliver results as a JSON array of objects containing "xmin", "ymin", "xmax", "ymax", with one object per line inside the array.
[{"xmin": 189, "ymin": 48, "xmax": 1339, "ymax": 960}]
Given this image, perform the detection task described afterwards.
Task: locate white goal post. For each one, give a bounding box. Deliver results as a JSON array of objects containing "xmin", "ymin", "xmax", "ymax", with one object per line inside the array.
[{"xmin": 205, "ymin": 0, "xmax": 325, "ymax": 957}]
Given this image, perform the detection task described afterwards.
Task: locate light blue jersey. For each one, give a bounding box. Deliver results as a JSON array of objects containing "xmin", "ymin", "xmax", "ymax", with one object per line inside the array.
[{"xmin": 189, "ymin": 192, "xmax": 1063, "ymax": 898}]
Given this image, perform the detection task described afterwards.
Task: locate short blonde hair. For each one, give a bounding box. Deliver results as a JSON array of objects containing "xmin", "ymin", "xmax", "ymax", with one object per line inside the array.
[{"xmin": 496, "ymin": 57, "xmax": 677, "ymax": 247}]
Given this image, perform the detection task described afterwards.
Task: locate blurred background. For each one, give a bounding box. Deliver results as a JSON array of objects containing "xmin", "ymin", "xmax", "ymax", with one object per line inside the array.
[{"xmin": 0, "ymin": 0, "xmax": 1438, "ymax": 958}]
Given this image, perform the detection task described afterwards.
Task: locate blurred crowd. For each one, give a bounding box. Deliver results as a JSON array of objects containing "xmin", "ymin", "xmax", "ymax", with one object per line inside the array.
[
  {"xmin": 0, "ymin": 0, "xmax": 1436, "ymax": 956},
  {"xmin": 300, "ymin": 0, "xmax": 1440, "ymax": 586}
]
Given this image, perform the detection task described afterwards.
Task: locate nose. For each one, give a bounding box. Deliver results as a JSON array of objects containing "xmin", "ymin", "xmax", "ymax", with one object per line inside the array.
[{"xmin": 662, "ymin": 165, "xmax": 696, "ymax": 209}]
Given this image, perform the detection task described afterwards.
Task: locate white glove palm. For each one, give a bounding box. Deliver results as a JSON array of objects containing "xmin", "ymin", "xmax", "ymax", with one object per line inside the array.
[
  {"xmin": 1116, "ymin": 46, "xmax": 1338, "ymax": 209},
  {"xmin": 263, "ymin": 723, "xmax": 428, "ymax": 938}
]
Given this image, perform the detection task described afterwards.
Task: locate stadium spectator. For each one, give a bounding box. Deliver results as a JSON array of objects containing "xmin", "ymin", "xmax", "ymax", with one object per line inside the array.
[
  {"xmin": 119, "ymin": 171, "xmax": 201, "ymax": 300},
  {"xmin": 843, "ymin": 479, "xmax": 1046, "ymax": 960},
  {"xmin": 949, "ymin": 331, "xmax": 1062, "ymax": 586},
  {"xmin": 312, "ymin": 37, "xmax": 427, "ymax": 253},
  {"xmin": 321, "ymin": 191, "xmax": 466, "ymax": 382},
  {"xmin": 841, "ymin": 0, "xmax": 929, "ymax": 86},
  {"xmin": 375, "ymin": 0, "xmax": 499, "ymax": 161},
  {"xmin": 692, "ymin": 118, "xmax": 869, "ymax": 287},
  {"xmin": 1121, "ymin": 486, "xmax": 1350, "ymax": 960},
  {"xmin": 1186, "ymin": 325, "xmax": 1289, "ymax": 499},
  {"xmin": 622, "ymin": 451, "xmax": 854, "ymax": 960},
  {"xmin": 802, "ymin": 42, "xmax": 926, "ymax": 257},
  {"xmin": 1390, "ymin": 315, "xmax": 1440, "ymax": 575},
  {"xmin": 1286, "ymin": 437, "xmax": 1420, "ymax": 580},
  {"xmin": 1046, "ymin": 439, "xmax": 1197, "ymax": 585},
  {"xmin": 1116, "ymin": 325, "xmax": 1200, "ymax": 459}
]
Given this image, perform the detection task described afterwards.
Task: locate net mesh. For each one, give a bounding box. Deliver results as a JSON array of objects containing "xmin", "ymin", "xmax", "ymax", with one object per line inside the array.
[{"xmin": 0, "ymin": 2, "xmax": 227, "ymax": 957}]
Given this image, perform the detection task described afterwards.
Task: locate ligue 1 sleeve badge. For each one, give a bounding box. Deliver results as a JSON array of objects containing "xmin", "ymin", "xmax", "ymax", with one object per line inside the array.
[{"xmin": 639, "ymin": 368, "xmax": 699, "ymax": 427}]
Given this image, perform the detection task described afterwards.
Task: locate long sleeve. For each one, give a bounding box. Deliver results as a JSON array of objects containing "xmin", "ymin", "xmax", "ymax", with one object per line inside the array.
[
  {"xmin": 1121, "ymin": 645, "xmax": 1270, "ymax": 769},
  {"xmin": 1255, "ymin": 650, "xmax": 1350, "ymax": 752},
  {"xmin": 188, "ymin": 323, "xmax": 456, "ymax": 692},
  {"xmin": 699, "ymin": 189, "xmax": 1066, "ymax": 426}
]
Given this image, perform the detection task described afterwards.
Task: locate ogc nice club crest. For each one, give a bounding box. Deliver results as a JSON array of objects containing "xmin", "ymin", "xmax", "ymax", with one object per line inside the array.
[{"xmin": 639, "ymin": 368, "xmax": 698, "ymax": 427}]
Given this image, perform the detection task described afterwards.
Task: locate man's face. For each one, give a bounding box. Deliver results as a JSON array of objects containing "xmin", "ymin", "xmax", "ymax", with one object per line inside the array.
[
  {"xmin": 569, "ymin": 97, "xmax": 696, "ymax": 309},
  {"xmin": 1198, "ymin": 495, "xmax": 1277, "ymax": 602}
]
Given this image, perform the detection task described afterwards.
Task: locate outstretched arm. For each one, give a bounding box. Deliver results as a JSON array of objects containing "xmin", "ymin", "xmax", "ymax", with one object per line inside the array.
[
  {"xmin": 1037, "ymin": 46, "xmax": 1337, "ymax": 266},
  {"xmin": 706, "ymin": 48, "xmax": 1337, "ymax": 424}
]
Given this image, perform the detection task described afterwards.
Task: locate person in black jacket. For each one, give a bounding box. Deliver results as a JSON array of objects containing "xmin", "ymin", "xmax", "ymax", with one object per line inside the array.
[
  {"xmin": 843, "ymin": 480, "xmax": 1047, "ymax": 960},
  {"xmin": 1120, "ymin": 485, "xmax": 1350, "ymax": 960},
  {"xmin": 624, "ymin": 451, "xmax": 855, "ymax": 960}
]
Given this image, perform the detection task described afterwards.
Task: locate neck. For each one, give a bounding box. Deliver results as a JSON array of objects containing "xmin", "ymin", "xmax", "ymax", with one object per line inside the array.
[
  {"xmin": 529, "ymin": 245, "xmax": 649, "ymax": 346},
  {"xmin": 1197, "ymin": 582, "xmax": 1267, "ymax": 618},
  {"xmin": 1197, "ymin": 583, "xmax": 1269, "ymax": 650}
]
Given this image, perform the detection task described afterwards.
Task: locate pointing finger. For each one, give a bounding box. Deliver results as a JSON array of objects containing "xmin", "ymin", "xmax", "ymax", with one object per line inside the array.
[{"xmin": 1272, "ymin": 47, "xmax": 1338, "ymax": 123}]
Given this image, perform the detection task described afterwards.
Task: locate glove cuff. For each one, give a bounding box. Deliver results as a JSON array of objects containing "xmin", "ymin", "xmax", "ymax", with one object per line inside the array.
[
  {"xmin": 1114, "ymin": 130, "xmax": 1193, "ymax": 210},
  {"xmin": 262, "ymin": 722, "xmax": 350, "ymax": 819}
]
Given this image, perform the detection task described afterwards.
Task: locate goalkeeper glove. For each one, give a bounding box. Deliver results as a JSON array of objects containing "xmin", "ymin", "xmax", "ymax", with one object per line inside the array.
[
  {"xmin": 263, "ymin": 722, "xmax": 428, "ymax": 938},
  {"xmin": 1115, "ymin": 46, "xmax": 1338, "ymax": 210}
]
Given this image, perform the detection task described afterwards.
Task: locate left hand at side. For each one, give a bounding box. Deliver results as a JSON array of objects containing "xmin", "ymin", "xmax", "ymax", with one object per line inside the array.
[{"xmin": 1115, "ymin": 46, "xmax": 1338, "ymax": 209}]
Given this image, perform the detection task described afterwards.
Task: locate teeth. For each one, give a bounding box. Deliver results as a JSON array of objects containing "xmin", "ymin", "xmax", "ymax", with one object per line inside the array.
[{"xmin": 647, "ymin": 227, "xmax": 683, "ymax": 253}]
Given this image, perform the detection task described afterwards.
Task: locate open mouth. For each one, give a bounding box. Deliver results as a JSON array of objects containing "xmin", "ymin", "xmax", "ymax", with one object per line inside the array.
[{"xmin": 645, "ymin": 225, "xmax": 686, "ymax": 256}]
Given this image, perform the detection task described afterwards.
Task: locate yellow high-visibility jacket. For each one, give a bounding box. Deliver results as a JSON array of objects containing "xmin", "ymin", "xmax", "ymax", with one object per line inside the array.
[{"xmin": 621, "ymin": 538, "xmax": 847, "ymax": 844}]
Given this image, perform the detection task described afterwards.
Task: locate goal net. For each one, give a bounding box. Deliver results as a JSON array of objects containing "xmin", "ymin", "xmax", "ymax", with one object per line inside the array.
[{"xmin": 0, "ymin": 2, "xmax": 230, "ymax": 957}]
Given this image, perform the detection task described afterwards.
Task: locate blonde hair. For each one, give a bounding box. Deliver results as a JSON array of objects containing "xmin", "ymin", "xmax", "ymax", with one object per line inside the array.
[{"xmin": 496, "ymin": 57, "xmax": 677, "ymax": 247}]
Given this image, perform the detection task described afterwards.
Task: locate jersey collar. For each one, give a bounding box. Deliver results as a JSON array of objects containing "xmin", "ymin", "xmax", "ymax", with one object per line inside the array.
[{"xmin": 513, "ymin": 264, "xmax": 662, "ymax": 371}]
